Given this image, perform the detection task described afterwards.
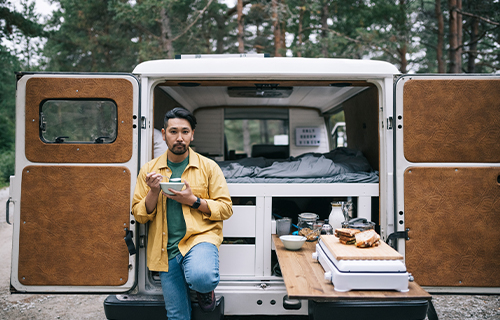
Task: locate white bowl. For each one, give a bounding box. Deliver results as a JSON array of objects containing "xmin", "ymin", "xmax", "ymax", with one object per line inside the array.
[
  {"xmin": 160, "ymin": 182, "xmax": 185, "ymax": 195},
  {"xmin": 279, "ymin": 235, "xmax": 307, "ymax": 251}
]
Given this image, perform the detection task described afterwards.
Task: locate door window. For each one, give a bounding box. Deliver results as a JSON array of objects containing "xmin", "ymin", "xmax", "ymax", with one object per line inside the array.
[{"xmin": 40, "ymin": 99, "xmax": 117, "ymax": 144}]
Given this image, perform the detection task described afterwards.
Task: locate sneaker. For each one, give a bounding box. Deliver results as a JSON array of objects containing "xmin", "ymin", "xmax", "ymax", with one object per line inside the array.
[{"xmin": 196, "ymin": 290, "xmax": 216, "ymax": 313}]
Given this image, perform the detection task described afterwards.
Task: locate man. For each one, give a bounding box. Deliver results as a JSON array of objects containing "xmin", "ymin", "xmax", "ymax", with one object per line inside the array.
[{"xmin": 132, "ymin": 107, "xmax": 233, "ymax": 320}]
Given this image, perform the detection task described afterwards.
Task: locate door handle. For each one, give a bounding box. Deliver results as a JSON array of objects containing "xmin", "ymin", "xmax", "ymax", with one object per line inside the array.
[{"xmin": 6, "ymin": 197, "xmax": 13, "ymax": 225}]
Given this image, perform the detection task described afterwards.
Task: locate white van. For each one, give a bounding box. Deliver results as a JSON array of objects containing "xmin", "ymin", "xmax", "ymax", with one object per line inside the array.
[{"xmin": 7, "ymin": 56, "xmax": 500, "ymax": 319}]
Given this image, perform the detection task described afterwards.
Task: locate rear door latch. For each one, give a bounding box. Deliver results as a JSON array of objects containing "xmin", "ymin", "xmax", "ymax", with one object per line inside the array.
[{"xmin": 386, "ymin": 228, "xmax": 409, "ymax": 249}]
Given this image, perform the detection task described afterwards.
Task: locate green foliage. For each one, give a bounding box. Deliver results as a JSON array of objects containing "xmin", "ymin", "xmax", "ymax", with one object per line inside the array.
[
  {"xmin": 44, "ymin": 0, "xmax": 139, "ymax": 72},
  {"xmin": 0, "ymin": 0, "xmax": 498, "ymax": 188},
  {"xmin": 0, "ymin": 29, "xmax": 20, "ymax": 182},
  {"xmin": 0, "ymin": 150, "xmax": 15, "ymax": 185},
  {"xmin": 0, "ymin": 0, "xmax": 46, "ymax": 186},
  {"xmin": 0, "ymin": 46, "xmax": 18, "ymax": 154},
  {"xmin": 0, "ymin": 0, "xmax": 45, "ymax": 38}
]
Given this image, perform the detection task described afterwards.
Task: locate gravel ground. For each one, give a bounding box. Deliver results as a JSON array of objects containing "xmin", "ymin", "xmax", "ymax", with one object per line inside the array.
[{"xmin": 1, "ymin": 187, "xmax": 499, "ymax": 320}]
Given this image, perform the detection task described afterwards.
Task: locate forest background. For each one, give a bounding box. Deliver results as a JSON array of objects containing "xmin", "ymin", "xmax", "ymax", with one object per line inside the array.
[{"xmin": 0, "ymin": 0, "xmax": 499, "ymax": 186}]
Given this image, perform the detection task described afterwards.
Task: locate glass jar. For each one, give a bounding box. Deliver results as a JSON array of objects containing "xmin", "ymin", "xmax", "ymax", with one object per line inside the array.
[{"xmin": 298, "ymin": 213, "xmax": 320, "ymax": 241}]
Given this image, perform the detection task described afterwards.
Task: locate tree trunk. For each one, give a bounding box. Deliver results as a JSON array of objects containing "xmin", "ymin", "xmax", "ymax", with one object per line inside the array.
[
  {"xmin": 398, "ymin": 0, "xmax": 408, "ymax": 73},
  {"xmin": 457, "ymin": 0, "xmax": 462, "ymax": 71},
  {"xmin": 398, "ymin": 46, "xmax": 408, "ymax": 74},
  {"xmin": 297, "ymin": 2, "xmax": 305, "ymax": 57},
  {"xmin": 435, "ymin": 0, "xmax": 445, "ymax": 73},
  {"xmin": 260, "ymin": 120, "xmax": 269, "ymax": 144},
  {"xmin": 281, "ymin": 20, "xmax": 286, "ymax": 52},
  {"xmin": 242, "ymin": 120, "xmax": 251, "ymax": 156},
  {"xmin": 467, "ymin": 17, "xmax": 479, "ymax": 73},
  {"xmin": 272, "ymin": 0, "xmax": 282, "ymax": 57},
  {"xmin": 448, "ymin": 0, "xmax": 459, "ymax": 73},
  {"xmin": 321, "ymin": 0, "xmax": 329, "ymax": 57},
  {"xmin": 214, "ymin": 14, "xmax": 226, "ymax": 54},
  {"xmin": 159, "ymin": 7, "xmax": 174, "ymax": 59},
  {"xmin": 255, "ymin": 20, "xmax": 262, "ymax": 53},
  {"xmin": 237, "ymin": 0, "xmax": 244, "ymax": 53}
]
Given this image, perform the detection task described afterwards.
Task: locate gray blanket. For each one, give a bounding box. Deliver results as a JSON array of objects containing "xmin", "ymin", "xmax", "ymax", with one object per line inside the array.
[{"xmin": 218, "ymin": 148, "xmax": 379, "ymax": 183}]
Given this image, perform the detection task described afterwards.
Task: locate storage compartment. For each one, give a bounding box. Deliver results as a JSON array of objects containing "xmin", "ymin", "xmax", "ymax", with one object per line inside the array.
[
  {"xmin": 272, "ymin": 195, "xmax": 379, "ymax": 232},
  {"xmin": 219, "ymin": 244, "xmax": 256, "ymax": 276},
  {"xmin": 222, "ymin": 205, "xmax": 256, "ymax": 238}
]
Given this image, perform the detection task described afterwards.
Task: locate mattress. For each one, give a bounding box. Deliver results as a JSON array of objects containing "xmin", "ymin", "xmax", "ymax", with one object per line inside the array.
[{"xmin": 218, "ymin": 148, "xmax": 379, "ymax": 183}]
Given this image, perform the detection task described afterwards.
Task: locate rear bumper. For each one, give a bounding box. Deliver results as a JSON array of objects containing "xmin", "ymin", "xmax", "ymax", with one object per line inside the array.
[
  {"xmin": 104, "ymin": 293, "xmax": 431, "ymax": 320},
  {"xmin": 103, "ymin": 294, "xmax": 224, "ymax": 320},
  {"xmin": 308, "ymin": 299, "xmax": 430, "ymax": 320}
]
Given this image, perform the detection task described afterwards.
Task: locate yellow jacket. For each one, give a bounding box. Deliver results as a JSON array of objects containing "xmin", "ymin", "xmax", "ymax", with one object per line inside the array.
[{"xmin": 132, "ymin": 148, "xmax": 233, "ymax": 272}]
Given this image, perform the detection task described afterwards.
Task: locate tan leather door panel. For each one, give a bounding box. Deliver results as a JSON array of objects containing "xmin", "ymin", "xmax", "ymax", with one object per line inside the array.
[
  {"xmin": 396, "ymin": 76, "xmax": 500, "ymax": 290},
  {"xmin": 403, "ymin": 79, "xmax": 500, "ymax": 163},
  {"xmin": 404, "ymin": 167, "xmax": 500, "ymax": 287},
  {"xmin": 24, "ymin": 77, "xmax": 133, "ymax": 163},
  {"xmin": 19, "ymin": 166, "xmax": 131, "ymax": 286}
]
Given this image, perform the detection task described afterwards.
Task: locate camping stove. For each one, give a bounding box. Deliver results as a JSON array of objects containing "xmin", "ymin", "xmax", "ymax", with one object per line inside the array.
[{"xmin": 312, "ymin": 237, "xmax": 409, "ymax": 292}]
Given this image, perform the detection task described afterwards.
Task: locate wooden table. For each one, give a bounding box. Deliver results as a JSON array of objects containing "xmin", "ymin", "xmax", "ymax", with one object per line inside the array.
[{"xmin": 273, "ymin": 235, "xmax": 431, "ymax": 302}]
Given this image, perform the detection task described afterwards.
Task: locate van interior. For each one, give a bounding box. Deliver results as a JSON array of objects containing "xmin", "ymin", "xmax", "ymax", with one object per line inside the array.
[{"xmin": 149, "ymin": 79, "xmax": 380, "ymax": 287}]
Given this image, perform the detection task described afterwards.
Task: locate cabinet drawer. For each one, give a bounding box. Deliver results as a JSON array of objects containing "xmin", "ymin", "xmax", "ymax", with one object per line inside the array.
[
  {"xmin": 223, "ymin": 205, "xmax": 256, "ymax": 238},
  {"xmin": 219, "ymin": 244, "xmax": 255, "ymax": 276}
]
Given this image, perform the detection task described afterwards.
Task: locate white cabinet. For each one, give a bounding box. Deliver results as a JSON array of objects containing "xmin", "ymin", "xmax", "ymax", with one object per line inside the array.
[{"xmin": 220, "ymin": 205, "xmax": 257, "ymax": 277}]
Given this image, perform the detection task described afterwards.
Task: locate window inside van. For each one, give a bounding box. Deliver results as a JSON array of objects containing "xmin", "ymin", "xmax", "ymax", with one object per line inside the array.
[
  {"xmin": 327, "ymin": 111, "xmax": 347, "ymax": 149},
  {"xmin": 224, "ymin": 107, "xmax": 289, "ymax": 159},
  {"xmin": 39, "ymin": 99, "xmax": 118, "ymax": 144}
]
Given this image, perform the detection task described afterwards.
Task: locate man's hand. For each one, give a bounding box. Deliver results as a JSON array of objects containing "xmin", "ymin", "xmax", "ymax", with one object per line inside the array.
[
  {"xmin": 164, "ymin": 180, "xmax": 211, "ymax": 215},
  {"xmin": 145, "ymin": 171, "xmax": 163, "ymax": 214},
  {"xmin": 146, "ymin": 172, "xmax": 163, "ymax": 192},
  {"xmin": 162, "ymin": 179, "xmax": 196, "ymax": 206}
]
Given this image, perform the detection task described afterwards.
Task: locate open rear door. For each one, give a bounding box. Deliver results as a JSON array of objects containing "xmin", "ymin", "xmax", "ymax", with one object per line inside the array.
[
  {"xmin": 10, "ymin": 74, "xmax": 139, "ymax": 293},
  {"xmin": 394, "ymin": 75, "xmax": 500, "ymax": 292}
]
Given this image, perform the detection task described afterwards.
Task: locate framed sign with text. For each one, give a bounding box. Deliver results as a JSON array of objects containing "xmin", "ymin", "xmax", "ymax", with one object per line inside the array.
[{"xmin": 295, "ymin": 127, "xmax": 321, "ymax": 146}]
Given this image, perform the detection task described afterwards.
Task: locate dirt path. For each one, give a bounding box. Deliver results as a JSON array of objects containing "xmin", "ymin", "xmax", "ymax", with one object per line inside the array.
[{"xmin": 0, "ymin": 187, "xmax": 498, "ymax": 319}]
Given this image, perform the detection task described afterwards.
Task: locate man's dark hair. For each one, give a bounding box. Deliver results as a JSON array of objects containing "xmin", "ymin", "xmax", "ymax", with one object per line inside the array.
[{"xmin": 164, "ymin": 107, "xmax": 197, "ymax": 130}]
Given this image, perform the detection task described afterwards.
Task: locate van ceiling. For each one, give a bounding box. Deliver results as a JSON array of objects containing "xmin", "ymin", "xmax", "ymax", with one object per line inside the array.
[{"xmin": 157, "ymin": 81, "xmax": 373, "ymax": 114}]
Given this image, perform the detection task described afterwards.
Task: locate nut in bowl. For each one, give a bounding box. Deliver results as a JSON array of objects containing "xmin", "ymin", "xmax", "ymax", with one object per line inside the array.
[
  {"xmin": 279, "ymin": 235, "xmax": 307, "ymax": 251},
  {"xmin": 160, "ymin": 182, "xmax": 185, "ymax": 195}
]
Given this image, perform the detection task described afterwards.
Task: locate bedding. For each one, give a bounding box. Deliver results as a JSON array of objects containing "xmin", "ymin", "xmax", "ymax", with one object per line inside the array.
[{"xmin": 217, "ymin": 148, "xmax": 379, "ymax": 183}]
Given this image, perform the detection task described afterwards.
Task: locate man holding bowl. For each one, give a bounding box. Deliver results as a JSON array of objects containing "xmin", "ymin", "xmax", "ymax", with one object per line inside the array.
[{"xmin": 132, "ymin": 107, "xmax": 233, "ymax": 320}]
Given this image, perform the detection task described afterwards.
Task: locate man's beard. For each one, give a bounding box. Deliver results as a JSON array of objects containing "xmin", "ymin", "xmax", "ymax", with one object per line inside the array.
[{"xmin": 170, "ymin": 143, "xmax": 188, "ymax": 155}]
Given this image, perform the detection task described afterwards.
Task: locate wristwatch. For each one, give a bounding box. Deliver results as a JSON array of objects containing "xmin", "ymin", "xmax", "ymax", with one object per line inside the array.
[{"xmin": 191, "ymin": 197, "xmax": 201, "ymax": 209}]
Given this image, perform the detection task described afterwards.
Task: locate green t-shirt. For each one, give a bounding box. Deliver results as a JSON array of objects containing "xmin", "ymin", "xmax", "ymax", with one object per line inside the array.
[{"xmin": 166, "ymin": 156, "xmax": 188, "ymax": 260}]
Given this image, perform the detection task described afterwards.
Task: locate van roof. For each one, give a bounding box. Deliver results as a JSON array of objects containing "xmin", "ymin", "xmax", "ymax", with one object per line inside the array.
[{"xmin": 133, "ymin": 57, "xmax": 400, "ymax": 79}]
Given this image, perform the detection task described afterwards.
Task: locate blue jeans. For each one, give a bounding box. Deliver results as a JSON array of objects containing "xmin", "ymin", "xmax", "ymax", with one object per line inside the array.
[{"xmin": 159, "ymin": 242, "xmax": 220, "ymax": 320}]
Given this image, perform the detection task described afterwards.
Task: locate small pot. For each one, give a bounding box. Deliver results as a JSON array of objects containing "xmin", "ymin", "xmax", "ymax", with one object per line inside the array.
[{"xmin": 341, "ymin": 217, "xmax": 375, "ymax": 231}]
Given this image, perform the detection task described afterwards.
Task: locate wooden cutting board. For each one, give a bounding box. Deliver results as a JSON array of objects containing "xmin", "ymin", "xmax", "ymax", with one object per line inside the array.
[{"xmin": 321, "ymin": 235, "xmax": 403, "ymax": 260}]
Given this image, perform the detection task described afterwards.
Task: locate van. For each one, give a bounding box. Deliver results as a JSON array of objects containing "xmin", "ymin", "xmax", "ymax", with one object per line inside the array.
[{"xmin": 7, "ymin": 55, "xmax": 500, "ymax": 319}]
